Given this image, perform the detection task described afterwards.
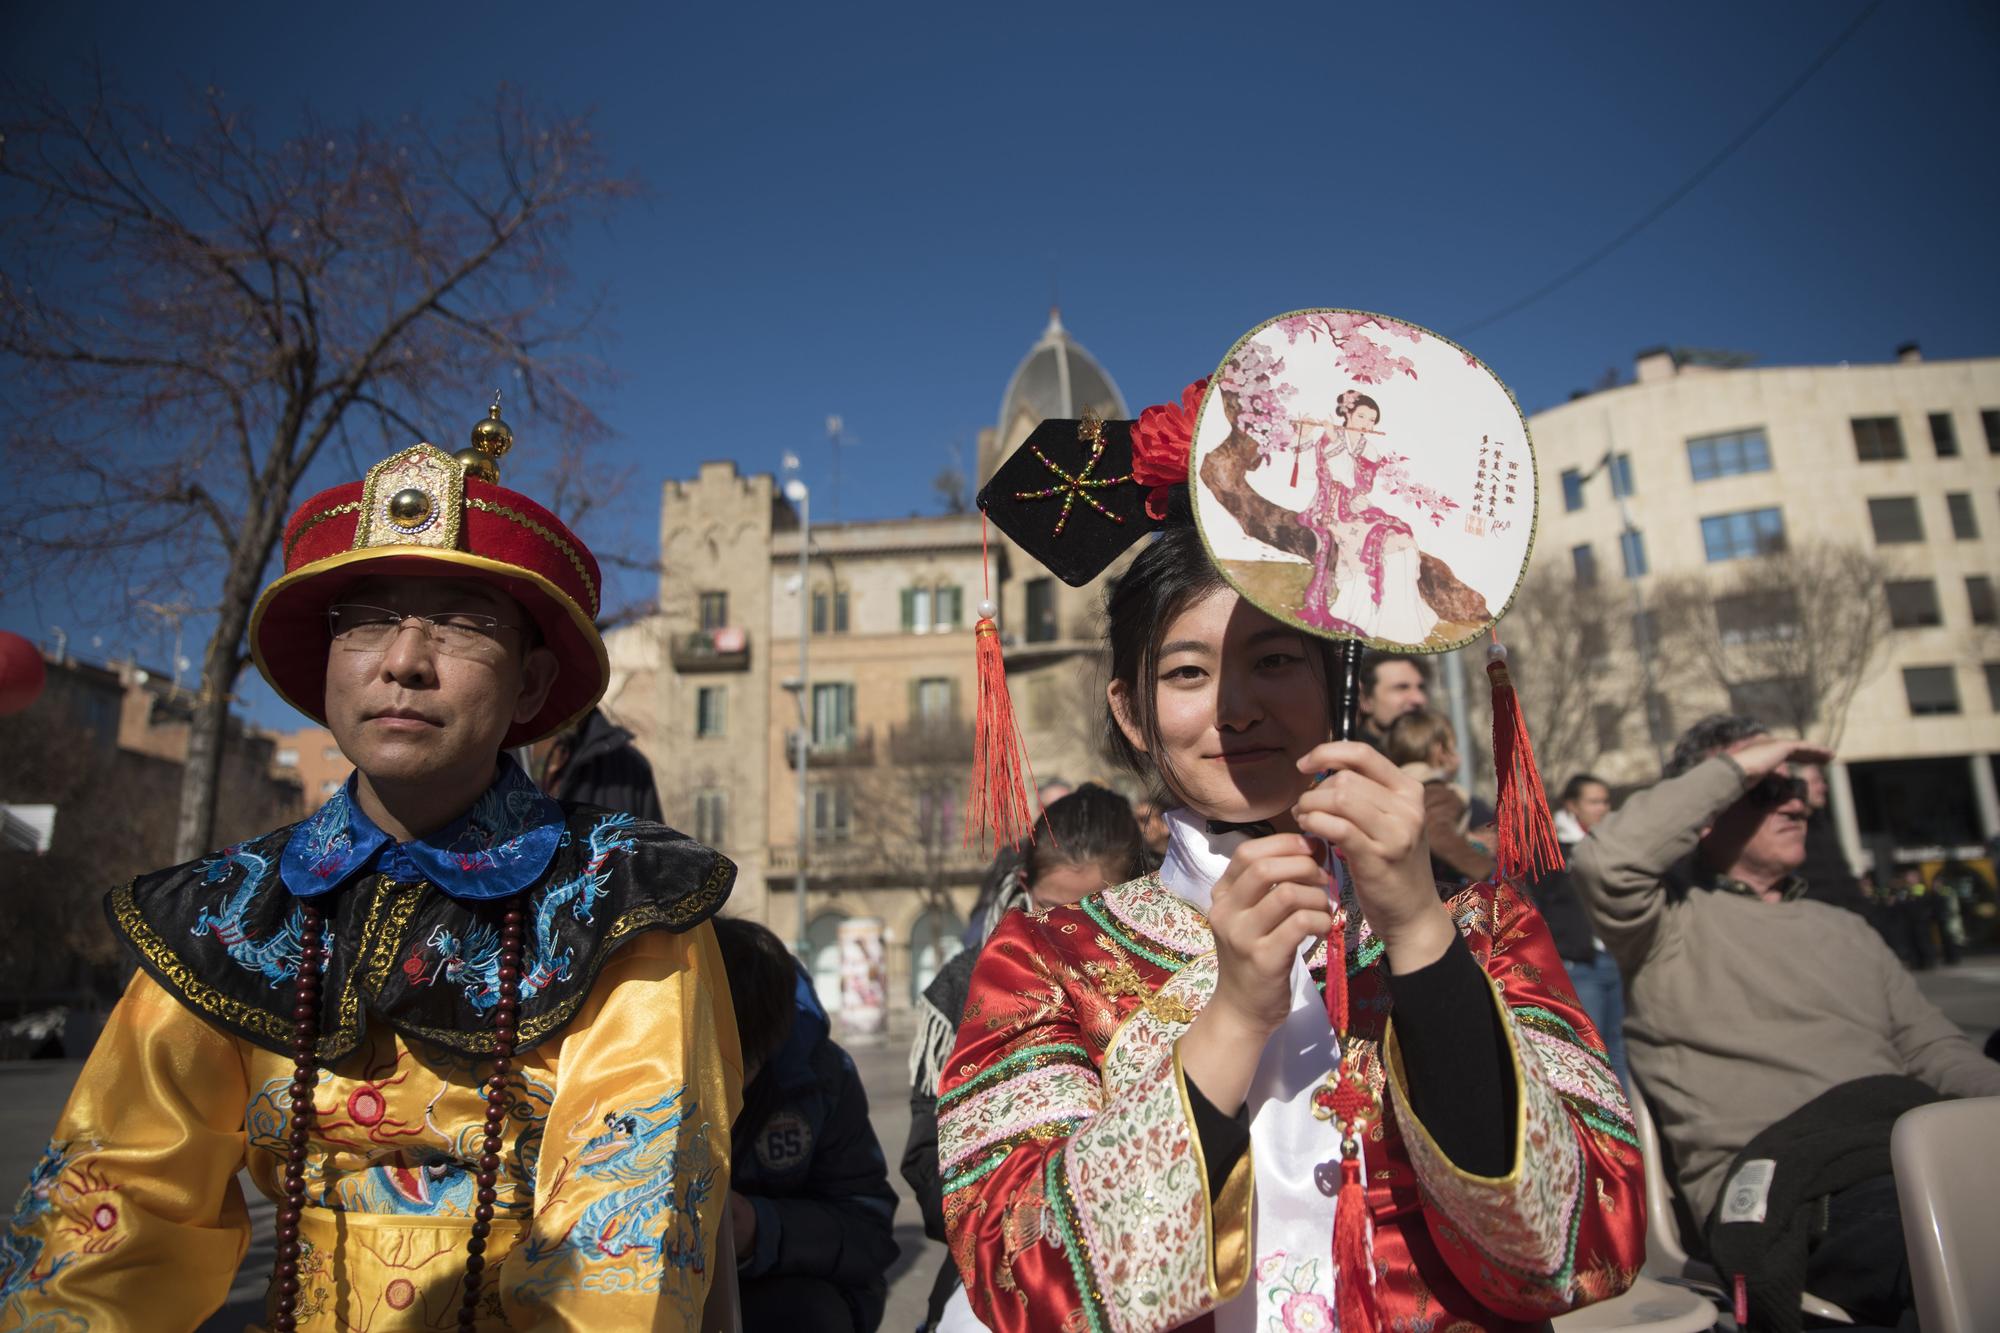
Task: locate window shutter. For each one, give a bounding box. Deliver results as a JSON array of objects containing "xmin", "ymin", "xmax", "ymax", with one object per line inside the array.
[{"xmin": 900, "ymin": 588, "xmax": 915, "ymax": 631}]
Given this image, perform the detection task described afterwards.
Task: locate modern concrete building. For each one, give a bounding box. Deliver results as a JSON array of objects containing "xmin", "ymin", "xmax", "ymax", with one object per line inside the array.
[
  {"xmin": 1524, "ymin": 343, "xmax": 2000, "ymax": 871},
  {"xmin": 606, "ymin": 313, "xmax": 1134, "ymax": 1018}
]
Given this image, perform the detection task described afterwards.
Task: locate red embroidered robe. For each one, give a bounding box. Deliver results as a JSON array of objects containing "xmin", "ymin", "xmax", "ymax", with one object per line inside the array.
[{"xmin": 937, "ymin": 876, "xmax": 1644, "ymax": 1333}]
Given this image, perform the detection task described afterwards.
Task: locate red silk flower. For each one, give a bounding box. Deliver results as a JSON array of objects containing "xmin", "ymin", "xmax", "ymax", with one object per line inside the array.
[{"xmin": 1129, "ymin": 378, "xmax": 1207, "ymax": 521}]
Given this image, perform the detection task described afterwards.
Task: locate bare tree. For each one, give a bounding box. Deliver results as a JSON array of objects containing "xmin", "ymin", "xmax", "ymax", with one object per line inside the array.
[
  {"xmin": 0, "ymin": 76, "xmax": 636, "ymax": 858},
  {"xmin": 1467, "ymin": 564, "xmax": 1640, "ymax": 792},
  {"xmin": 1648, "ymin": 541, "xmax": 1893, "ymax": 748}
]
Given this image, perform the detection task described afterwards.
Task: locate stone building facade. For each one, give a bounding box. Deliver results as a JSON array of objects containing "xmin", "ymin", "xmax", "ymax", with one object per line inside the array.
[
  {"xmin": 1523, "ymin": 344, "xmax": 2000, "ymax": 870},
  {"xmin": 605, "ymin": 313, "xmax": 1136, "ymax": 1020}
]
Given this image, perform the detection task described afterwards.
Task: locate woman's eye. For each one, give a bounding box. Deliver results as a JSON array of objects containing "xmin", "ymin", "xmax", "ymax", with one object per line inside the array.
[
  {"xmin": 1256, "ymin": 652, "xmax": 1304, "ymax": 670},
  {"xmin": 1160, "ymin": 664, "xmax": 1207, "ymax": 683}
]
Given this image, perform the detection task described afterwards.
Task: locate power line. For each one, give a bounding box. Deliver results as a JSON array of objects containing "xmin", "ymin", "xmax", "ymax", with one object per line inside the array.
[{"xmin": 1455, "ymin": 0, "xmax": 1885, "ymax": 338}]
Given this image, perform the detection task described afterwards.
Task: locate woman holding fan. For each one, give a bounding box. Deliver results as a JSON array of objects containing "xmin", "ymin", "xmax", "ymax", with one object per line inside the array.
[{"xmin": 947, "ymin": 326, "xmax": 1643, "ymax": 1333}]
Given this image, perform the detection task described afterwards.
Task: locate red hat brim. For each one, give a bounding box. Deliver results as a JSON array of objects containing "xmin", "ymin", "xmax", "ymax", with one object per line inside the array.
[{"xmin": 249, "ymin": 548, "xmax": 610, "ymax": 749}]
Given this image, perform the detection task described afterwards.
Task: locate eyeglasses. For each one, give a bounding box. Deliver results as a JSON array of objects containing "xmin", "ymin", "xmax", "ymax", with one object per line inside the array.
[
  {"xmin": 1747, "ymin": 773, "xmax": 1809, "ymax": 808},
  {"xmin": 326, "ymin": 604, "xmax": 521, "ymax": 657}
]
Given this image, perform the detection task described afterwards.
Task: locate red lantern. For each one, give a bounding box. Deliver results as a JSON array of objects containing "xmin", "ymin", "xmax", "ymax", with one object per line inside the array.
[{"xmin": 0, "ymin": 631, "xmax": 47, "ymax": 717}]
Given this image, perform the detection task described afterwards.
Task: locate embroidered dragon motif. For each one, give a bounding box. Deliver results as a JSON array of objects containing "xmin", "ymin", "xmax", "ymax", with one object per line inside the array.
[
  {"xmin": 189, "ymin": 844, "xmax": 317, "ymax": 987},
  {"xmin": 515, "ymin": 1087, "xmax": 716, "ymax": 1309},
  {"xmin": 522, "ymin": 814, "xmax": 640, "ymax": 993}
]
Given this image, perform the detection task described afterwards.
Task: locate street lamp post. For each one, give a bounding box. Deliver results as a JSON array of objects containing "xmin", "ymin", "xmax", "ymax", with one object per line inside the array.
[
  {"xmin": 1580, "ymin": 430, "xmax": 1666, "ymax": 768},
  {"xmin": 783, "ymin": 478, "xmax": 812, "ymax": 964}
]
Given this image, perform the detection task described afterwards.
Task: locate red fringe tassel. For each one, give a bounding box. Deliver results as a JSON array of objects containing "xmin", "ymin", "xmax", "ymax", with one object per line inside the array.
[
  {"xmin": 1334, "ymin": 1153, "xmax": 1379, "ymax": 1333},
  {"xmin": 1485, "ymin": 641, "xmax": 1563, "ymax": 882},
  {"xmin": 965, "ymin": 616, "xmax": 1035, "ymax": 854}
]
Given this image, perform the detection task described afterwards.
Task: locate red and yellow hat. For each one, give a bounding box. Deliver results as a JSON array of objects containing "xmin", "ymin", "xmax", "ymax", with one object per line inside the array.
[{"xmin": 249, "ymin": 402, "xmax": 609, "ymax": 747}]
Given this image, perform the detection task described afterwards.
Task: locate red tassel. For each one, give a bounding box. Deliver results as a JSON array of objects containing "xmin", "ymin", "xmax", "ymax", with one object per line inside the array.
[
  {"xmin": 1334, "ymin": 1153, "xmax": 1379, "ymax": 1333},
  {"xmin": 966, "ymin": 614, "xmax": 1035, "ymax": 853},
  {"xmin": 1484, "ymin": 639, "xmax": 1563, "ymax": 882}
]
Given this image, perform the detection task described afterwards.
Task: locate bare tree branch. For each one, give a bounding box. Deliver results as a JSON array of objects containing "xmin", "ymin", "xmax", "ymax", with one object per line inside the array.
[{"xmin": 0, "ymin": 71, "xmax": 638, "ymax": 857}]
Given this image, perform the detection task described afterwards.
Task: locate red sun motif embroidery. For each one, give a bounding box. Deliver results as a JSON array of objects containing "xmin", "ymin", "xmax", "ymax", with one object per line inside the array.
[
  {"xmin": 385, "ymin": 1278, "xmax": 417, "ymax": 1310},
  {"xmin": 310, "ymin": 1050, "xmax": 425, "ymax": 1150}
]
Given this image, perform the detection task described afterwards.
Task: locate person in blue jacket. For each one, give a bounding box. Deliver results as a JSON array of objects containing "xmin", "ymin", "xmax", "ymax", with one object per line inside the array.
[{"xmin": 714, "ymin": 916, "xmax": 901, "ymax": 1333}]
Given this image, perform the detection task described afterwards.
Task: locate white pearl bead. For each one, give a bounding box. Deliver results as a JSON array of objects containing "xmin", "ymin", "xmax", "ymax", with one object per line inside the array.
[{"xmin": 976, "ymin": 599, "xmax": 998, "ymax": 621}]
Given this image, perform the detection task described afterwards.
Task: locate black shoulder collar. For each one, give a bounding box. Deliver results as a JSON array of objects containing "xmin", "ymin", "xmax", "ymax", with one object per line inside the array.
[{"xmin": 106, "ymin": 803, "xmax": 733, "ymax": 1061}]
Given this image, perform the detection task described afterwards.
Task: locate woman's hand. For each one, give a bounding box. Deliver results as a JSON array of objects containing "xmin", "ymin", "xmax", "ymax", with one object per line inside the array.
[
  {"xmin": 1292, "ymin": 741, "xmax": 1456, "ymax": 975},
  {"xmin": 1179, "ymin": 833, "xmax": 1332, "ymax": 1111}
]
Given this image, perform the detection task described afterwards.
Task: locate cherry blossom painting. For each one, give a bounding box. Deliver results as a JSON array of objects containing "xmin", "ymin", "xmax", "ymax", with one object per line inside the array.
[{"xmin": 1191, "ymin": 309, "xmax": 1536, "ymax": 653}]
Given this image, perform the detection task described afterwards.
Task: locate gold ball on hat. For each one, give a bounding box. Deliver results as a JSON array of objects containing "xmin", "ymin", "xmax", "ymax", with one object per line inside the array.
[
  {"xmin": 467, "ymin": 393, "xmax": 514, "ymax": 482},
  {"xmin": 455, "ymin": 447, "xmax": 500, "ymax": 483},
  {"xmin": 387, "ymin": 488, "xmax": 433, "ymax": 528}
]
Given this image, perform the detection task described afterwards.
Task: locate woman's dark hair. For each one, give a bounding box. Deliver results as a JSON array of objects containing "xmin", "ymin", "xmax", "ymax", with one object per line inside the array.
[
  {"xmin": 1026, "ymin": 783, "xmax": 1146, "ymax": 888},
  {"xmin": 1336, "ymin": 392, "xmax": 1382, "ymax": 424},
  {"xmin": 711, "ymin": 915, "xmax": 799, "ymax": 1073},
  {"xmin": 1101, "ymin": 521, "xmax": 1339, "ymax": 804}
]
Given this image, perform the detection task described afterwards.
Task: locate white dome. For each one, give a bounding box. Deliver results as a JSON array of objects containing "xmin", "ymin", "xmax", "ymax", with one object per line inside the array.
[{"xmin": 996, "ymin": 308, "xmax": 1128, "ymax": 435}]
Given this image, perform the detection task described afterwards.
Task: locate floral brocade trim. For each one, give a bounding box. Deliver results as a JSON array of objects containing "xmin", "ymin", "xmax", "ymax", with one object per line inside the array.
[
  {"xmin": 1042, "ymin": 1145, "xmax": 1111, "ymax": 1333},
  {"xmin": 1384, "ymin": 976, "xmax": 1588, "ymax": 1294},
  {"xmin": 1077, "ymin": 895, "xmax": 1191, "ymax": 973},
  {"xmin": 938, "ymin": 1042, "xmax": 1093, "ymax": 1109},
  {"xmin": 466, "ymin": 497, "xmax": 599, "ymax": 615},
  {"xmin": 284, "ymin": 500, "xmax": 364, "ymax": 562},
  {"xmin": 1514, "ymin": 1004, "xmax": 1607, "ymax": 1058}
]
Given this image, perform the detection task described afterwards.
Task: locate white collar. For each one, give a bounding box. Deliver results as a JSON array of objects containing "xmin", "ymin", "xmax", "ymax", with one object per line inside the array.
[{"xmin": 1158, "ymin": 807, "xmax": 1250, "ymax": 913}]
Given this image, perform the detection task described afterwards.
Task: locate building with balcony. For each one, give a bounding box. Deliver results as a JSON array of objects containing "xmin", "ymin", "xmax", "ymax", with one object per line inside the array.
[
  {"xmin": 605, "ymin": 311, "xmax": 1135, "ymax": 1016},
  {"xmin": 1523, "ymin": 343, "xmax": 2000, "ymax": 873}
]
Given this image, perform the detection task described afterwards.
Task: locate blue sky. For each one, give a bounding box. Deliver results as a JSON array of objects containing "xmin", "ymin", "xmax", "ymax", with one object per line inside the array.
[{"xmin": 5, "ymin": 0, "xmax": 1997, "ymax": 724}]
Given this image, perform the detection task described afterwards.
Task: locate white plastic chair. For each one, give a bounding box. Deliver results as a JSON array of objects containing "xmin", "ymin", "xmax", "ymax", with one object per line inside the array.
[
  {"xmin": 1626, "ymin": 1076, "xmax": 1850, "ymax": 1325},
  {"xmin": 1891, "ymin": 1095, "xmax": 2000, "ymax": 1333}
]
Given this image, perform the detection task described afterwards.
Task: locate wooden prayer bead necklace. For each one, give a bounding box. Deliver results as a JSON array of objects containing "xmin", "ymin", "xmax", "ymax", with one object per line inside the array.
[{"xmin": 268, "ymin": 897, "xmax": 525, "ymax": 1332}]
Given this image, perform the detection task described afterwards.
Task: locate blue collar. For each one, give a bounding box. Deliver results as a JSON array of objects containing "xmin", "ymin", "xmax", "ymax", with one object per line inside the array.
[{"xmin": 280, "ymin": 756, "xmax": 565, "ymax": 901}]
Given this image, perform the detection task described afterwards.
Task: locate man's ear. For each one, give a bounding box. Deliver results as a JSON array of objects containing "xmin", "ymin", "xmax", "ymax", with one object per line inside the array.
[
  {"xmin": 1107, "ymin": 678, "xmax": 1146, "ymax": 755},
  {"xmin": 513, "ymin": 647, "xmax": 561, "ymax": 726}
]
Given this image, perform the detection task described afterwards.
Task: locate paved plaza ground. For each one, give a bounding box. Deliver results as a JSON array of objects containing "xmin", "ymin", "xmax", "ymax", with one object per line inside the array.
[{"xmin": 0, "ymin": 961, "xmax": 1990, "ymax": 1330}]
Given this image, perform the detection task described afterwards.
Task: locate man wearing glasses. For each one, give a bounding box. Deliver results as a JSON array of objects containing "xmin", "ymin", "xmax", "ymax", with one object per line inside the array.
[
  {"xmin": 1570, "ymin": 713, "xmax": 2000, "ymax": 1327},
  {"xmin": 3, "ymin": 413, "xmax": 741, "ymax": 1330}
]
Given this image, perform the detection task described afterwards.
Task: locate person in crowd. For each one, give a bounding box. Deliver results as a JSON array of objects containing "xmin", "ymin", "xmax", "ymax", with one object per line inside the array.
[
  {"xmin": 1381, "ymin": 708, "xmax": 1496, "ymax": 888},
  {"xmin": 0, "ymin": 420, "xmax": 740, "ymax": 1328},
  {"xmin": 1130, "ymin": 795, "xmax": 1172, "ymax": 863},
  {"xmin": 902, "ymin": 785, "xmax": 1147, "ymax": 1332},
  {"xmin": 1569, "ymin": 712, "xmax": 2000, "ymax": 1326},
  {"xmin": 959, "ymin": 778, "xmax": 1078, "ymax": 949},
  {"xmin": 939, "ymin": 518, "xmax": 1641, "ymax": 1332},
  {"xmin": 539, "ymin": 704, "xmax": 664, "ymax": 821},
  {"xmin": 714, "ymin": 916, "xmax": 900, "ymax": 1333},
  {"xmin": 1900, "ymin": 867, "xmax": 1940, "ymax": 970},
  {"xmin": 1532, "ymin": 772, "xmax": 1630, "ymax": 1090},
  {"xmin": 1357, "ymin": 650, "xmax": 1429, "ymax": 751}
]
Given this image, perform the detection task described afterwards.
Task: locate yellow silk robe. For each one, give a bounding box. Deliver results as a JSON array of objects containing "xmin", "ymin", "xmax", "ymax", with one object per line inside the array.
[{"xmin": 0, "ymin": 924, "xmax": 740, "ymax": 1332}]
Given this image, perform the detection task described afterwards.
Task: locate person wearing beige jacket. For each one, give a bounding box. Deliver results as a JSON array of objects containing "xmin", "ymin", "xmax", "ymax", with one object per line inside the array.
[{"xmin": 1569, "ymin": 714, "xmax": 2000, "ymax": 1320}]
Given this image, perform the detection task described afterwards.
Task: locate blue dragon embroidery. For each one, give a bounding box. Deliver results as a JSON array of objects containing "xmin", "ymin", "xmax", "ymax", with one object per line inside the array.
[
  {"xmin": 189, "ymin": 844, "xmax": 322, "ymax": 987},
  {"xmin": 516, "ymin": 1088, "xmax": 716, "ymax": 1304},
  {"xmin": 443, "ymin": 783, "xmax": 556, "ymax": 875},
  {"xmin": 424, "ymin": 814, "xmax": 639, "ymax": 1011},
  {"xmin": 0, "ymin": 1145, "xmax": 76, "ymax": 1306}
]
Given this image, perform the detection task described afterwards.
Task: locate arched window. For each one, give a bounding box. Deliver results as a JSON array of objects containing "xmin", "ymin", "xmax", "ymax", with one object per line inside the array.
[
  {"xmin": 806, "ymin": 911, "xmax": 849, "ymax": 1014},
  {"xmin": 907, "ymin": 907, "xmax": 965, "ymax": 1003}
]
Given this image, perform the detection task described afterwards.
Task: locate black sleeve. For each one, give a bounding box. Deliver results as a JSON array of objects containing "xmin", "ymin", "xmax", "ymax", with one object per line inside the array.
[
  {"xmin": 1185, "ymin": 1078, "xmax": 1250, "ymax": 1200},
  {"xmin": 900, "ymin": 1084, "xmax": 948, "ymax": 1243},
  {"xmin": 1384, "ymin": 933, "xmax": 1517, "ymax": 1177}
]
